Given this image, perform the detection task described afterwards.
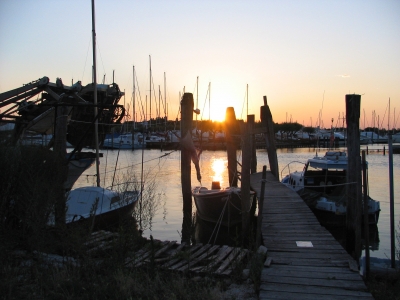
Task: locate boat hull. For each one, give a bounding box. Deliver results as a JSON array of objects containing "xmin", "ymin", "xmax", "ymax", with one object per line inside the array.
[
  {"xmin": 64, "ymin": 187, "xmax": 139, "ymax": 230},
  {"xmin": 310, "ymin": 207, "xmax": 380, "ymax": 228},
  {"xmin": 192, "ymin": 187, "xmax": 254, "ymax": 227}
]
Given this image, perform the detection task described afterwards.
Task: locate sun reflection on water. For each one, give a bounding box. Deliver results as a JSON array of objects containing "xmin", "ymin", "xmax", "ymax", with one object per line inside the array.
[{"xmin": 211, "ymin": 158, "xmax": 227, "ymax": 187}]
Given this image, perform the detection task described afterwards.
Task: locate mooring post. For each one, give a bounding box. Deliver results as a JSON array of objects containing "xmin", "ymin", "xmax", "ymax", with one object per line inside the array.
[
  {"xmin": 54, "ymin": 102, "xmax": 68, "ymax": 226},
  {"xmin": 261, "ymin": 96, "xmax": 279, "ymax": 180},
  {"xmin": 241, "ymin": 117, "xmax": 252, "ymax": 244},
  {"xmin": 225, "ymin": 107, "xmax": 238, "ymax": 187},
  {"xmin": 362, "ymin": 150, "xmax": 370, "ymax": 278},
  {"xmin": 248, "ymin": 114, "xmax": 257, "ymax": 173},
  {"xmin": 388, "ymin": 133, "xmax": 396, "ymax": 268},
  {"xmin": 180, "ymin": 93, "xmax": 194, "ymax": 243},
  {"xmin": 345, "ymin": 94, "xmax": 362, "ymax": 260}
]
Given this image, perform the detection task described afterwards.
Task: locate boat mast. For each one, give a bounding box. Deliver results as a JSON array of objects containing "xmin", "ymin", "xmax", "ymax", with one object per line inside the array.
[
  {"xmin": 246, "ymin": 84, "xmax": 248, "ymax": 116},
  {"xmin": 164, "ymin": 72, "xmax": 166, "ymax": 132},
  {"xmin": 133, "ymin": 65, "xmax": 135, "ymax": 130},
  {"xmin": 149, "ymin": 55, "xmax": 152, "ymax": 130},
  {"xmin": 91, "ymin": 0, "xmax": 100, "ymax": 187},
  {"xmin": 208, "ymin": 82, "xmax": 211, "ymax": 121}
]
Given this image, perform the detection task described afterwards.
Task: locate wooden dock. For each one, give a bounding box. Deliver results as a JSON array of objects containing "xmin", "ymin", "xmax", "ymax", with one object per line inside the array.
[{"xmin": 250, "ymin": 171, "xmax": 373, "ymax": 299}]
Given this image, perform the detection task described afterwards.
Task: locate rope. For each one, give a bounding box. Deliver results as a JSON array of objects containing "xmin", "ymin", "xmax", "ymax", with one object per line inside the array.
[{"xmin": 207, "ymin": 196, "xmax": 229, "ymax": 245}]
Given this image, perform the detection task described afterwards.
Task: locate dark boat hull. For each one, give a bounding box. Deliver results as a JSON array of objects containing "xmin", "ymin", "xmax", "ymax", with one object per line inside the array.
[{"xmin": 192, "ymin": 187, "xmax": 254, "ymax": 227}]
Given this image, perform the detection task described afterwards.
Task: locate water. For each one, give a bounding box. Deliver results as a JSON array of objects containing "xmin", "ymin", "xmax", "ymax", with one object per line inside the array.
[{"xmin": 74, "ymin": 146, "xmax": 399, "ymax": 259}]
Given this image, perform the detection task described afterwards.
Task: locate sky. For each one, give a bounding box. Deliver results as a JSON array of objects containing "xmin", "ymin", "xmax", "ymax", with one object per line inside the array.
[{"xmin": 1, "ymin": 0, "xmax": 399, "ymax": 129}]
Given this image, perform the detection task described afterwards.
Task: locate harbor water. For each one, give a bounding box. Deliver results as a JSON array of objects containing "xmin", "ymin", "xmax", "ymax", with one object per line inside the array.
[{"xmin": 74, "ymin": 146, "xmax": 400, "ymax": 260}]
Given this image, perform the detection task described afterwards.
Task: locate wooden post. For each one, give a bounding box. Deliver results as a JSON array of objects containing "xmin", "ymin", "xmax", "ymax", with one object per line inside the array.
[
  {"xmin": 362, "ymin": 150, "xmax": 370, "ymax": 278},
  {"xmin": 345, "ymin": 94, "xmax": 362, "ymax": 260},
  {"xmin": 241, "ymin": 117, "xmax": 252, "ymax": 244},
  {"xmin": 53, "ymin": 102, "xmax": 68, "ymax": 226},
  {"xmin": 180, "ymin": 93, "xmax": 194, "ymax": 243},
  {"xmin": 248, "ymin": 114, "xmax": 257, "ymax": 173},
  {"xmin": 388, "ymin": 133, "xmax": 396, "ymax": 268},
  {"xmin": 256, "ymin": 165, "xmax": 267, "ymax": 248},
  {"xmin": 260, "ymin": 96, "xmax": 279, "ymax": 180},
  {"xmin": 225, "ymin": 107, "xmax": 238, "ymax": 187}
]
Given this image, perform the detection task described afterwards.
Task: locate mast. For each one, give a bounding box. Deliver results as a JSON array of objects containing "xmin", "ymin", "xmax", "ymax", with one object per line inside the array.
[
  {"xmin": 91, "ymin": 0, "xmax": 100, "ymax": 187},
  {"xmin": 133, "ymin": 65, "xmax": 135, "ymax": 130},
  {"xmin": 246, "ymin": 84, "xmax": 249, "ymax": 116},
  {"xmin": 208, "ymin": 82, "xmax": 211, "ymax": 121},
  {"xmin": 164, "ymin": 72, "xmax": 167, "ymax": 132},
  {"xmin": 388, "ymin": 98, "xmax": 390, "ymax": 132},
  {"xmin": 149, "ymin": 55, "xmax": 152, "ymax": 130},
  {"xmin": 196, "ymin": 76, "xmax": 199, "ymax": 123}
]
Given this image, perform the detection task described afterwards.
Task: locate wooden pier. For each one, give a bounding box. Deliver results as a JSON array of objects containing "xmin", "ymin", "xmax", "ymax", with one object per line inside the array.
[{"xmin": 250, "ymin": 171, "xmax": 373, "ymax": 299}]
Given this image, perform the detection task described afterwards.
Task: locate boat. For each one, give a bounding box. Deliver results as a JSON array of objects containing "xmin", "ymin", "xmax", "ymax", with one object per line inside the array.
[
  {"xmin": 192, "ymin": 183, "xmax": 255, "ymax": 227},
  {"xmin": 391, "ymin": 132, "xmax": 400, "ymax": 143},
  {"xmin": 102, "ymin": 132, "xmax": 146, "ymax": 149},
  {"xmin": 64, "ymin": 186, "xmax": 140, "ymax": 228},
  {"xmin": 281, "ymin": 151, "xmax": 380, "ymax": 226}
]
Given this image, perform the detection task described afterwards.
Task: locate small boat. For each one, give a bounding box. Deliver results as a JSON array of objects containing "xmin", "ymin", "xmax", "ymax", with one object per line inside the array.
[
  {"xmin": 281, "ymin": 151, "xmax": 380, "ymax": 226},
  {"xmin": 64, "ymin": 186, "xmax": 140, "ymax": 228},
  {"xmin": 192, "ymin": 183, "xmax": 255, "ymax": 227}
]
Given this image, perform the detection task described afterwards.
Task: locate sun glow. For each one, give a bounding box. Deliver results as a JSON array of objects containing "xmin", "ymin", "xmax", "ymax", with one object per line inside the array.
[{"xmin": 211, "ymin": 158, "xmax": 227, "ymax": 187}]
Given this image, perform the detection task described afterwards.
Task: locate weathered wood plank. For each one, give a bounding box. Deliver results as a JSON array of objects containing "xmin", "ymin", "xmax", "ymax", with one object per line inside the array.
[
  {"xmin": 214, "ymin": 247, "xmax": 240, "ymax": 274},
  {"xmin": 259, "ymin": 283, "xmax": 373, "ymax": 298}
]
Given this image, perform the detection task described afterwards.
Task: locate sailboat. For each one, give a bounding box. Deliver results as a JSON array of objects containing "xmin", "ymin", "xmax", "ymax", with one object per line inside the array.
[{"xmin": 64, "ymin": 0, "xmax": 139, "ymax": 228}]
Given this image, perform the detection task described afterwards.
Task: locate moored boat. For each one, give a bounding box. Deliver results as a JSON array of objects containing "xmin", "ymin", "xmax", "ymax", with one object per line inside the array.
[
  {"xmin": 59, "ymin": 186, "xmax": 140, "ymax": 229},
  {"xmin": 281, "ymin": 151, "xmax": 380, "ymax": 226},
  {"xmin": 192, "ymin": 184, "xmax": 255, "ymax": 227}
]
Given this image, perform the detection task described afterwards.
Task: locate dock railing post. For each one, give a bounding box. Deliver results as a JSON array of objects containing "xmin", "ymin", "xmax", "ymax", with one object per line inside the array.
[{"xmin": 256, "ymin": 165, "xmax": 267, "ymax": 248}]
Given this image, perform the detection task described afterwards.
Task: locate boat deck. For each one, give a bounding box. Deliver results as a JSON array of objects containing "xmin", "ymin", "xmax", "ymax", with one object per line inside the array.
[{"xmin": 250, "ymin": 171, "xmax": 373, "ymax": 299}]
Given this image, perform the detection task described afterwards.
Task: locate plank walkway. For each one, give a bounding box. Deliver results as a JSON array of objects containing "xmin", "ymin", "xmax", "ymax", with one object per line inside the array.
[
  {"xmin": 250, "ymin": 171, "xmax": 374, "ymax": 300},
  {"xmin": 84, "ymin": 231, "xmax": 249, "ymax": 276}
]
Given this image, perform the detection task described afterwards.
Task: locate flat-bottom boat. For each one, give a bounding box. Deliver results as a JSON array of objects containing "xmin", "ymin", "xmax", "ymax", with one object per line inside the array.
[{"xmin": 192, "ymin": 184, "xmax": 255, "ymax": 227}]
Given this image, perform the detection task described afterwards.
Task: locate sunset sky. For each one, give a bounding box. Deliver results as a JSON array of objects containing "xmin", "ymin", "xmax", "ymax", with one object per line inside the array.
[{"xmin": 1, "ymin": 0, "xmax": 399, "ymax": 129}]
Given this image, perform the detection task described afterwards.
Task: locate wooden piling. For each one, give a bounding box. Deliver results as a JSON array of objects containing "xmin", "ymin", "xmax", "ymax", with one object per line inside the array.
[
  {"xmin": 225, "ymin": 107, "xmax": 238, "ymax": 187},
  {"xmin": 362, "ymin": 150, "xmax": 370, "ymax": 278},
  {"xmin": 54, "ymin": 102, "xmax": 69, "ymax": 226},
  {"xmin": 241, "ymin": 118, "xmax": 252, "ymax": 244},
  {"xmin": 248, "ymin": 115, "xmax": 257, "ymax": 173},
  {"xmin": 345, "ymin": 94, "xmax": 362, "ymax": 260},
  {"xmin": 260, "ymin": 96, "xmax": 279, "ymax": 180},
  {"xmin": 180, "ymin": 93, "xmax": 194, "ymax": 243}
]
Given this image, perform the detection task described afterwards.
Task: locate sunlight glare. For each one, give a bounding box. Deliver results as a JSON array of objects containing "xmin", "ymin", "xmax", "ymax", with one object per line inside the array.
[{"xmin": 211, "ymin": 158, "xmax": 227, "ymax": 187}]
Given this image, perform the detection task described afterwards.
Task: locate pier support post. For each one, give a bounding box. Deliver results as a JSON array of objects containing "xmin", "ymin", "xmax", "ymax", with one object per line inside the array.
[
  {"xmin": 53, "ymin": 103, "xmax": 68, "ymax": 226},
  {"xmin": 240, "ymin": 115, "xmax": 253, "ymax": 244},
  {"xmin": 248, "ymin": 115, "xmax": 257, "ymax": 174},
  {"xmin": 225, "ymin": 107, "xmax": 239, "ymax": 187},
  {"xmin": 345, "ymin": 94, "xmax": 362, "ymax": 260},
  {"xmin": 261, "ymin": 96, "xmax": 279, "ymax": 180},
  {"xmin": 180, "ymin": 93, "xmax": 194, "ymax": 243}
]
